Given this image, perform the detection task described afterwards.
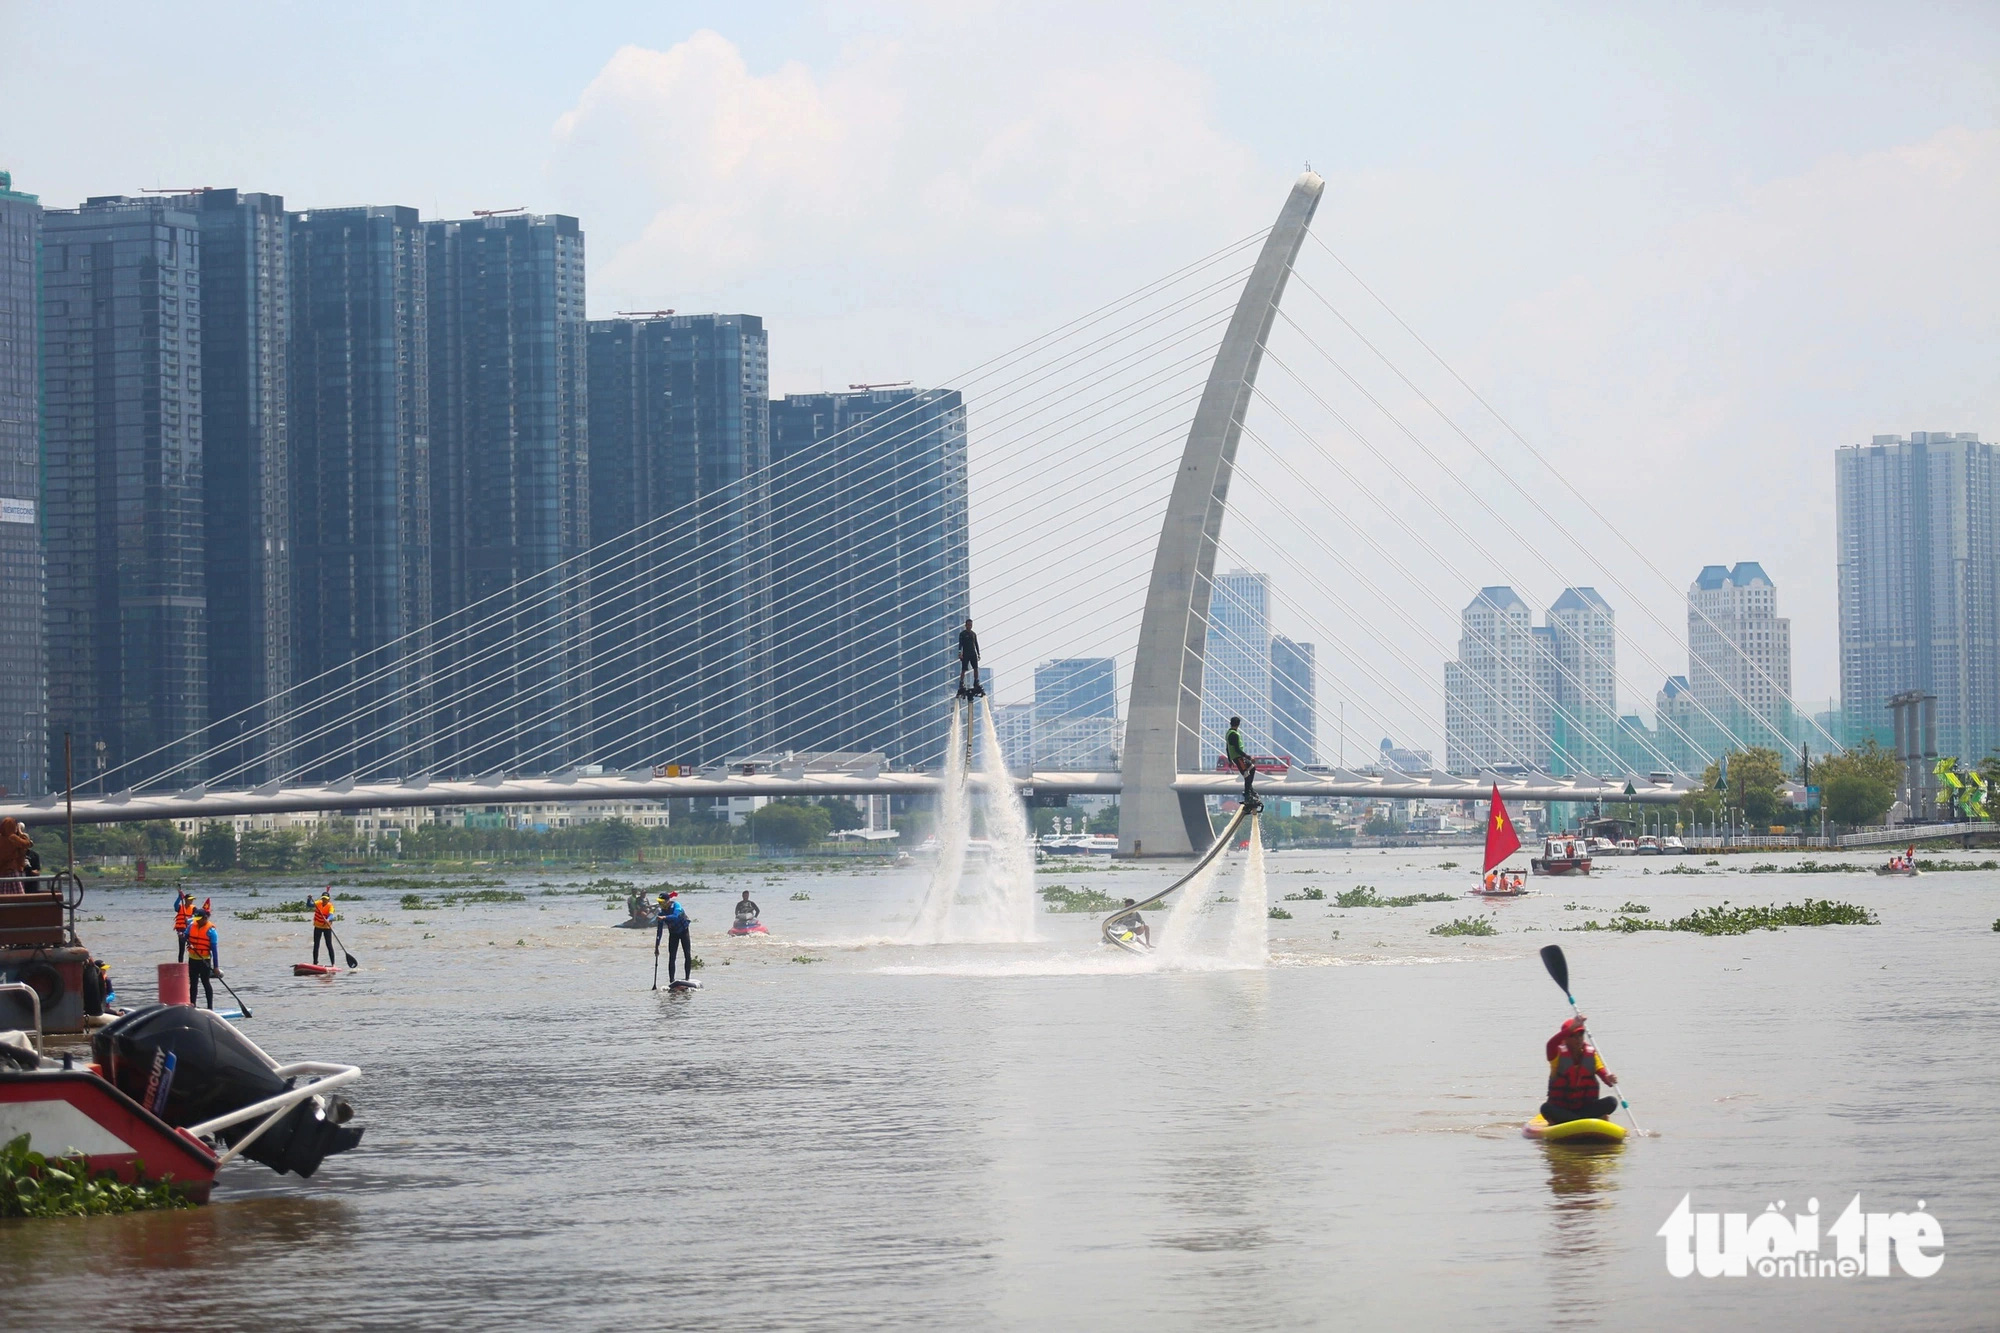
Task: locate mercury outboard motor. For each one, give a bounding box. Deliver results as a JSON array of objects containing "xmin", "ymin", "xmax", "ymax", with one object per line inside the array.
[{"xmin": 92, "ymin": 1005, "xmax": 363, "ymax": 1178}]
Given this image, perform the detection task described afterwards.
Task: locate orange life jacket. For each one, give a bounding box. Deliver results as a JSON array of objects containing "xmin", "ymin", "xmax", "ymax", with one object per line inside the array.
[
  {"xmin": 313, "ymin": 899, "xmax": 333, "ymax": 929},
  {"xmin": 174, "ymin": 900, "xmax": 191, "ymax": 931},
  {"xmin": 1547, "ymin": 1048, "xmax": 1607, "ymax": 1108},
  {"xmin": 186, "ymin": 924, "xmax": 213, "ymax": 960}
]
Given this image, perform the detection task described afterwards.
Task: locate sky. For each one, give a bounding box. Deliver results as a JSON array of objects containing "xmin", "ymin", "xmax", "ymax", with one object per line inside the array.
[{"xmin": 5, "ymin": 1, "xmax": 1996, "ymax": 761}]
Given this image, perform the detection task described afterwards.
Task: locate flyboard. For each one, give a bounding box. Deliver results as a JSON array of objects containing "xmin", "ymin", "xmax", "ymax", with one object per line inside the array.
[{"xmin": 1099, "ymin": 803, "xmax": 1258, "ymax": 953}]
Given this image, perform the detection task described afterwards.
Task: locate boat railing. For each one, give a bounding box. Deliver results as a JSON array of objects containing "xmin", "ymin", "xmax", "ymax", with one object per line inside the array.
[
  {"xmin": 0, "ymin": 981, "xmax": 41, "ymax": 1051},
  {"xmin": 187, "ymin": 1061, "xmax": 360, "ymax": 1166}
]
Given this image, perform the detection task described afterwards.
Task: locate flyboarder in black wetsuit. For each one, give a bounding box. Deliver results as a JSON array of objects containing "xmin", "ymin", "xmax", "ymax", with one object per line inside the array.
[
  {"xmin": 1225, "ymin": 716, "xmax": 1260, "ymax": 811},
  {"xmin": 956, "ymin": 618, "xmax": 982, "ymax": 697}
]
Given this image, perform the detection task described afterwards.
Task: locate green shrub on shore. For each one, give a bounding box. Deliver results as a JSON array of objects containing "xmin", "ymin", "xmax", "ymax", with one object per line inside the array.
[{"xmin": 0, "ymin": 1135, "xmax": 194, "ymax": 1218}]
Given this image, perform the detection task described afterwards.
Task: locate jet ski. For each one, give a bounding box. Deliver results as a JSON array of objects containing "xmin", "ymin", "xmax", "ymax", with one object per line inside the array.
[{"xmin": 727, "ymin": 919, "xmax": 768, "ymax": 937}]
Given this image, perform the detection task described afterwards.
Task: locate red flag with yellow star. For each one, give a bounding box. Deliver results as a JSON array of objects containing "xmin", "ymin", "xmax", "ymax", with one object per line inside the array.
[{"xmin": 1482, "ymin": 785, "xmax": 1520, "ymax": 872}]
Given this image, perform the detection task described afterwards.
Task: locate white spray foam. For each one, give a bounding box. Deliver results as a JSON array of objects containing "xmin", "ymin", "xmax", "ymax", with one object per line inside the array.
[
  {"xmin": 975, "ymin": 696, "xmax": 1038, "ymax": 942},
  {"xmin": 1229, "ymin": 814, "xmax": 1269, "ymax": 966},
  {"xmin": 905, "ymin": 702, "xmax": 969, "ymax": 944}
]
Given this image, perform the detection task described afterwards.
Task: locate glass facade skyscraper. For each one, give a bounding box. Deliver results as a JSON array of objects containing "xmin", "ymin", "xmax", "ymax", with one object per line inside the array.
[
  {"xmin": 766, "ymin": 387, "xmax": 965, "ymax": 769},
  {"xmin": 1837, "ymin": 432, "xmax": 1999, "ymax": 761},
  {"xmin": 42, "ymin": 197, "xmax": 208, "ymax": 790},
  {"xmin": 426, "ymin": 213, "xmax": 588, "ymax": 776},
  {"xmin": 1200, "ymin": 568, "xmax": 1273, "ymax": 766},
  {"xmin": 0, "ymin": 172, "xmax": 44, "ymax": 798},
  {"xmin": 1687, "ymin": 562, "xmax": 1792, "ymax": 760},
  {"xmin": 175, "ymin": 190, "xmax": 292, "ymax": 781},
  {"xmin": 288, "ymin": 205, "xmax": 432, "ymax": 780},
  {"xmin": 1269, "ymin": 635, "xmax": 1315, "ymax": 765},
  {"xmin": 587, "ymin": 314, "xmax": 773, "ymax": 770},
  {"xmin": 1033, "ymin": 657, "xmax": 1118, "ymax": 769}
]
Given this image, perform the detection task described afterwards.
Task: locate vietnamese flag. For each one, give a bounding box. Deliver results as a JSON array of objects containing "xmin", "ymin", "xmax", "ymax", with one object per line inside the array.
[{"xmin": 1482, "ymin": 785, "xmax": 1521, "ymax": 872}]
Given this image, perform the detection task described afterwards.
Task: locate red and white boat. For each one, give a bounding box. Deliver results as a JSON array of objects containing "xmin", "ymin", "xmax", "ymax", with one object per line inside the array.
[
  {"xmin": 1530, "ymin": 835, "xmax": 1593, "ymax": 876},
  {"xmin": 1470, "ymin": 785, "xmax": 1530, "ymax": 898}
]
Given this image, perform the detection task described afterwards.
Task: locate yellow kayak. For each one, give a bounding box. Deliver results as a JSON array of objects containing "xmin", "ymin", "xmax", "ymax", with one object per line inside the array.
[{"xmin": 1522, "ymin": 1114, "xmax": 1626, "ymax": 1144}]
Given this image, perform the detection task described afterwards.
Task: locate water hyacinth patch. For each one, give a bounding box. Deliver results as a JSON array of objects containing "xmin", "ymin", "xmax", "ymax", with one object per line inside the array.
[{"xmin": 0, "ymin": 1135, "xmax": 194, "ymax": 1218}]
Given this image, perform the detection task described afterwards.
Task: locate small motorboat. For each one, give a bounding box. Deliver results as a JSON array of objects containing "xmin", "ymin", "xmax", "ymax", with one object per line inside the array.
[
  {"xmin": 1471, "ymin": 871, "xmax": 1528, "ymax": 898},
  {"xmin": 1531, "ymin": 836, "xmax": 1592, "ymax": 877},
  {"xmin": 1875, "ymin": 862, "xmax": 1920, "ymax": 877}
]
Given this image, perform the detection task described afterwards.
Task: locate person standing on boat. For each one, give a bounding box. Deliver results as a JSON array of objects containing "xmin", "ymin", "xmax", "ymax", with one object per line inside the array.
[
  {"xmin": 0, "ymin": 817, "xmax": 33, "ymax": 890},
  {"xmin": 1225, "ymin": 717, "xmax": 1259, "ymax": 810},
  {"xmin": 185, "ymin": 909, "xmax": 221, "ymax": 1010},
  {"xmin": 657, "ymin": 891, "xmax": 693, "ymax": 984},
  {"xmin": 956, "ymin": 618, "xmax": 982, "ymax": 697},
  {"xmin": 734, "ymin": 891, "xmax": 760, "ymax": 928},
  {"xmin": 173, "ymin": 890, "xmax": 194, "ymax": 962},
  {"xmin": 311, "ymin": 889, "xmax": 338, "ymax": 965},
  {"xmin": 1541, "ymin": 1016, "xmax": 1618, "ymax": 1125}
]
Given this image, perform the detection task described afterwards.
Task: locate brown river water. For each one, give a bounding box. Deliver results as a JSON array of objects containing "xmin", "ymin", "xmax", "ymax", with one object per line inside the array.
[{"xmin": 2, "ymin": 847, "xmax": 1995, "ymax": 1329}]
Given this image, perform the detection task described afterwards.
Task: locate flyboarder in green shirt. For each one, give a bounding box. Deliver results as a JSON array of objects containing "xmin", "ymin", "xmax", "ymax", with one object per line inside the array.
[{"xmin": 1225, "ymin": 716, "xmax": 1260, "ymax": 811}]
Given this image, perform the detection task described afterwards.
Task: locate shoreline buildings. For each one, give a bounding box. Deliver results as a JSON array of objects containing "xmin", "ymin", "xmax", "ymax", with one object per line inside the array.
[{"xmin": 1836, "ymin": 432, "xmax": 1999, "ymax": 762}]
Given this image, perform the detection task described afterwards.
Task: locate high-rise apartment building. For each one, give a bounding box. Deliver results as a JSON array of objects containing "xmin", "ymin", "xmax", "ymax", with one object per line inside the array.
[
  {"xmin": 174, "ymin": 190, "xmax": 292, "ymax": 780},
  {"xmin": 587, "ymin": 314, "xmax": 771, "ymax": 769},
  {"xmin": 42, "ymin": 197, "xmax": 209, "ymax": 789},
  {"xmin": 0, "ymin": 172, "xmax": 44, "ymax": 798},
  {"xmin": 767, "ymin": 387, "xmax": 966, "ymax": 768},
  {"xmin": 1836, "ymin": 433, "xmax": 2000, "ymax": 761},
  {"xmin": 1544, "ymin": 587, "xmax": 1617, "ymax": 774},
  {"xmin": 1269, "ymin": 635, "xmax": 1316, "ymax": 764},
  {"xmin": 1034, "ymin": 657, "xmax": 1118, "ymax": 769},
  {"xmin": 1653, "ymin": 675, "xmax": 1699, "ymax": 773},
  {"xmin": 1443, "ymin": 587, "xmax": 1538, "ymax": 772},
  {"xmin": 426, "ymin": 213, "xmax": 588, "ymax": 776},
  {"xmin": 1200, "ymin": 569, "xmax": 1273, "ymax": 765},
  {"xmin": 1687, "ymin": 562, "xmax": 1792, "ymax": 758},
  {"xmin": 288, "ymin": 204, "xmax": 432, "ymax": 779}
]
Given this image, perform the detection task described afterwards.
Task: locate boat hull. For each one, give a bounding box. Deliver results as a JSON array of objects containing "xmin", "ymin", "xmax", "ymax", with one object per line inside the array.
[
  {"xmin": 0, "ymin": 1069, "xmax": 218, "ymax": 1202},
  {"xmin": 1530, "ymin": 857, "xmax": 1591, "ymax": 876}
]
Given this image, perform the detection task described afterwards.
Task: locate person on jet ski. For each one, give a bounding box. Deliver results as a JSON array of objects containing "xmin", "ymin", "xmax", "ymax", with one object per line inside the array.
[
  {"xmin": 1541, "ymin": 1015, "xmax": 1619, "ymax": 1125},
  {"xmin": 956, "ymin": 618, "xmax": 982, "ymax": 696},
  {"xmin": 734, "ymin": 891, "xmax": 760, "ymax": 928},
  {"xmin": 1225, "ymin": 717, "xmax": 1259, "ymax": 810},
  {"xmin": 1108, "ymin": 898, "xmax": 1151, "ymax": 947},
  {"xmin": 657, "ymin": 891, "xmax": 693, "ymax": 983}
]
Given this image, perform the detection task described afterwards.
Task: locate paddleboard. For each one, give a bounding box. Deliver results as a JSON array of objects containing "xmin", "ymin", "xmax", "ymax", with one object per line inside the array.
[
  {"xmin": 1522, "ymin": 1114, "xmax": 1625, "ymax": 1144},
  {"xmin": 293, "ymin": 963, "xmax": 341, "ymax": 976},
  {"xmin": 668, "ymin": 979, "xmax": 703, "ymax": 991}
]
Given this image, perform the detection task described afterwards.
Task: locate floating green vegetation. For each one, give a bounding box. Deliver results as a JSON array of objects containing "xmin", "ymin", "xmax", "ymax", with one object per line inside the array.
[
  {"xmin": 1282, "ymin": 887, "xmax": 1326, "ymax": 902},
  {"xmin": 1268, "ymin": 906, "xmax": 1293, "ymax": 920},
  {"xmin": 586, "ymin": 877, "xmax": 637, "ymax": 889},
  {"xmin": 400, "ymin": 888, "xmax": 529, "ymax": 910},
  {"xmin": 1430, "ymin": 916, "xmax": 1498, "ymax": 937},
  {"xmin": 0, "ymin": 1135, "xmax": 194, "ymax": 1218},
  {"xmin": 1704, "ymin": 860, "xmax": 1720, "ymax": 867},
  {"xmin": 790, "ymin": 891, "xmax": 811, "ymax": 901},
  {"xmin": 1992, "ymin": 918, "xmax": 2000, "ymax": 932},
  {"xmin": 1040, "ymin": 885, "xmax": 1124, "ymax": 913},
  {"xmin": 399, "ymin": 893, "xmax": 426, "ymax": 910},
  {"xmin": 233, "ymin": 899, "xmax": 314, "ymax": 921},
  {"xmin": 351, "ymin": 876, "xmax": 506, "ymax": 892},
  {"xmin": 1617, "ymin": 902, "xmax": 1651, "ymax": 914},
  {"xmin": 1745, "ymin": 860, "xmax": 1868, "ymax": 875},
  {"xmin": 335, "ymin": 893, "xmax": 364, "ymax": 901},
  {"xmin": 791, "ymin": 955, "xmax": 820, "ymax": 964},
  {"xmin": 1437, "ymin": 861, "xmax": 1460, "ymax": 871},
  {"xmin": 1337, "ymin": 886, "xmax": 1455, "ymax": 908},
  {"xmin": 1918, "ymin": 858, "xmax": 2000, "ymax": 872},
  {"xmin": 1575, "ymin": 899, "xmax": 1878, "ymax": 935},
  {"xmin": 1660, "ymin": 864, "xmax": 1708, "ymax": 875}
]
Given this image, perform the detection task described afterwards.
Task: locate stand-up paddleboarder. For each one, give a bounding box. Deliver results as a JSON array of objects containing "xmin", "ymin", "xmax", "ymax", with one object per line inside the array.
[{"xmin": 657, "ymin": 891, "xmax": 693, "ymax": 985}]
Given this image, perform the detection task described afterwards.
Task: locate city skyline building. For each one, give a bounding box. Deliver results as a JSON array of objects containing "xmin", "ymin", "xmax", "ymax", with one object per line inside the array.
[
  {"xmin": 41, "ymin": 196, "xmax": 209, "ymax": 789},
  {"xmin": 178, "ymin": 190, "xmax": 292, "ymax": 781},
  {"xmin": 1033, "ymin": 656, "xmax": 1118, "ymax": 770},
  {"xmin": 1687, "ymin": 562, "xmax": 1793, "ymax": 760},
  {"xmin": 1544, "ymin": 587, "xmax": 1618, "ymax": 774},
  {"xmin": 1443, "ymin": 586, "xmax": 1538, "ymax": 772},
  {"xmin": 0, "ymin": 171, "xmax": 44, "ymax": 797},
  {"xmin": 1200, "ymin": 568, "xmax": 1273, "ymax": 765},
  {"xmin": 426, "ymin": 212, "xmax": 589, "ymax": 775},
  {"xmin": 586, "ymin": 313, "xmax": 770, "ymax": 769},
  {"xmin": 1269, "ymin": 634, "xmax": 1316, "ymax": 764},
  {"xmin": 767, "ymin": 386, "xmax": 968, "ymax": 769},
  {"xmin": 1836, "ymin": 432, "xmax": 1999, "ymax": 762},
  {"xmin": 288, "ymin": 204, "xmax": 433, "ymax": 780}
]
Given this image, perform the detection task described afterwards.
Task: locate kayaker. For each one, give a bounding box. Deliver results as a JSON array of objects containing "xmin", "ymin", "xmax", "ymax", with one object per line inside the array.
[
  {"xmin": 657, "ymin": 891, "xmax": 693, "ymax": 984},
  {"xmin": 311, "ymin": 889, "xmax": 338, "ymax": 965},
  {"xmin": 173, "ymin": 890, "xmax": 193, "ymax": 962},
  {"xmin": 1109, "ymin": 898, "xmax": 1150, "ymax": 947},
  {"xmin": 1541, "ymin": 1016, "xmax": 1618, "ymax": 1125},
  {"xmin": 1224, "ymin": 717, "xmax": 1258, "ymax": 810},
  {"xmin": 956, "ymin": 618, "xmax": 982, "ymax": 696},
  {"xmin": 734, "ymin": 891, "xmax": 760, "ymax": 927},
  {"xmin": 185, "ymin": 909, "xmax": 221, "ymax": 1010}
]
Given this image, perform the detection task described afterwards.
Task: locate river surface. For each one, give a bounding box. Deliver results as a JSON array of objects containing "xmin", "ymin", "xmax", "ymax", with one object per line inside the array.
[{"xmin": 3, "ymin": 847, "xmax": 1995, "ymax": 1329}]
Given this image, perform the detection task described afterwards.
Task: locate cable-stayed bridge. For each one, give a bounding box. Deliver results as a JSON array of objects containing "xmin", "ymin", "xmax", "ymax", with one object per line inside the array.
[{"xmin": 12, "ymin": 170, "xmax": 1816, "ymax": 841}]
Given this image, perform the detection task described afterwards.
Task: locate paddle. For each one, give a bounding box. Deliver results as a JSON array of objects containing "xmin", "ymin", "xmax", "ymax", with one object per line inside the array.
[
  {"xmin": 328, "ymin": 927, "xmax": 359, "ymax": 970},
  {"xmin": 652, "ymin": 934, "xmax": 661, "ymax": 992},
  {"xmin": 1537, "ymin": 944, "xmax": 1638, "ymax": 1131},
  {"xmin": 213, "ymin": 970, "xmax": 253, "ymax": 1020}
]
